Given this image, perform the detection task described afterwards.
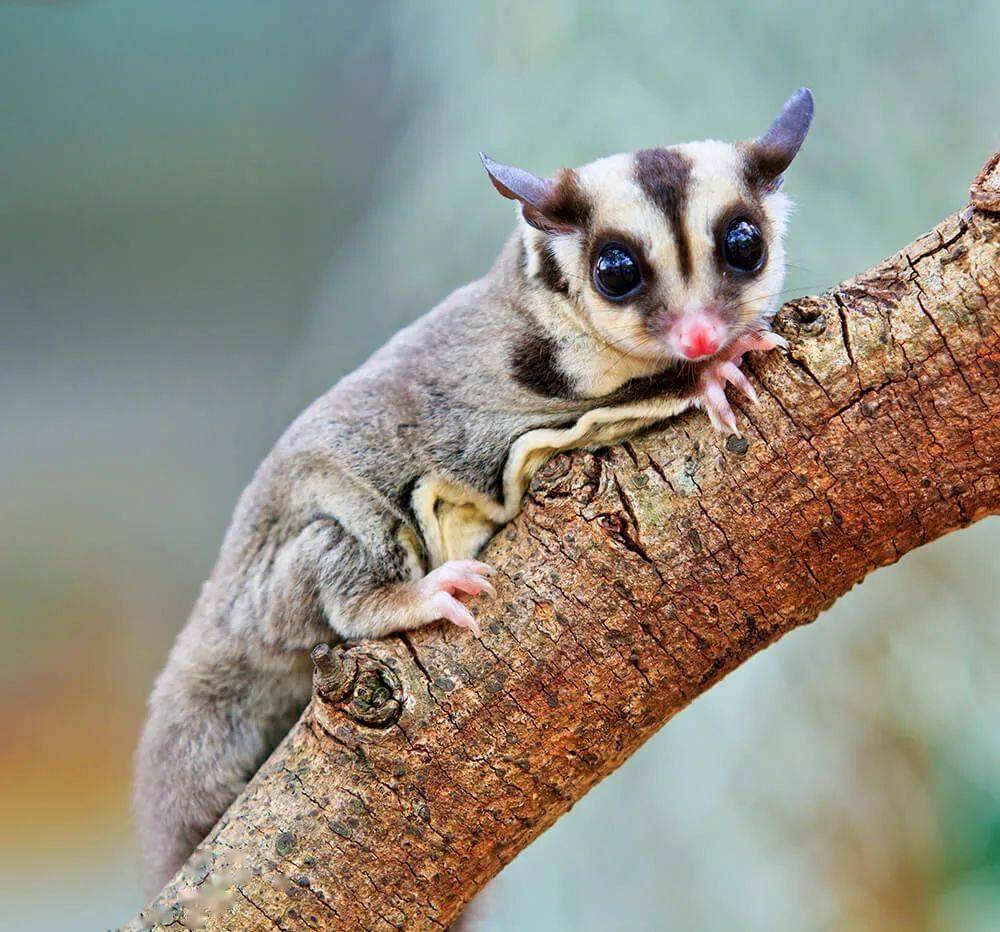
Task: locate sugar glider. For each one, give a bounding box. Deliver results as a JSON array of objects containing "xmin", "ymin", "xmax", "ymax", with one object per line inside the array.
[{"xmin": 135, "ymin": 88, "xmax": 814, "ymax": 893}]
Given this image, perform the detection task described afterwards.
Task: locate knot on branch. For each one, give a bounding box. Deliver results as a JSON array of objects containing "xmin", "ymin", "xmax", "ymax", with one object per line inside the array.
[
  {"xmin": 777, "ymin": 296, "xmax": 829, "ymax": 338},
  {"xmin": 310, "ymin": 643, "xmax": 404, "ymax": 728}
]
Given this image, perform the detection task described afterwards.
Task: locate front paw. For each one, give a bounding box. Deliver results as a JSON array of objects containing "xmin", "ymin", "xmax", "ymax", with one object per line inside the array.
[
  {"xmin": 726, "ymin": 328, "xmax": 788, "ymax": 361},
  {"xmin": 416, "ymin": 560, "xmax": 495, "ymax": 637},
  {"xmin": 696, "ymin": 328, "xmax": 787, "ymax": 435}
]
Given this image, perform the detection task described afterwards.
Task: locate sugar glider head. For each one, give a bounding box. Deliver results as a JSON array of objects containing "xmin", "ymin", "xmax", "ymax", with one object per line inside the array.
[{"xmin": 482, "ymin": 88, "xmax": 813, "ymax": 364}]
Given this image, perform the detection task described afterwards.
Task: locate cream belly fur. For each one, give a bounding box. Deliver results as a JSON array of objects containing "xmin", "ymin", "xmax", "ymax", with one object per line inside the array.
[{"xmin": 411, "ymin": 394, "xmax": 692, "ymax": 566}]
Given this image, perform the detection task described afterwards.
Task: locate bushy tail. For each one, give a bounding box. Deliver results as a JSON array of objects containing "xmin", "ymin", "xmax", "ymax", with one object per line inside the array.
[{"xmin": 133, "ymin": 643, "xmax": 310, "ymax": 896}]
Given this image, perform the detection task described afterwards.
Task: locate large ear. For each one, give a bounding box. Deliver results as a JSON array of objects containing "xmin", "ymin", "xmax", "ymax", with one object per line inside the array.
[
  {"xmin": 480, "ymin": 153, "xmax": 581, "ymax": 234},
  {"xmin": 745, "ymin": 87, "xmax": 814, "ymax": 189}
]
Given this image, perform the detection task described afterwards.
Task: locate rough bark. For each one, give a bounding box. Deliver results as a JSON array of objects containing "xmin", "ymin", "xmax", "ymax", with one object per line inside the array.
[{"xmin": 129, "ymin": 153, "xmax": 1000, "ymax": 931}]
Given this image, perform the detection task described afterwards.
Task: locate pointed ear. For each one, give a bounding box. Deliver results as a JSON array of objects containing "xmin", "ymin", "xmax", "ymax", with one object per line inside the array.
[
  {"xmin": 480, "ymin": 153, "xmax": 582, "ymax": 234},
  {"xmin": 745, "ymin": 87, "xmax": 814, "ymax": 189}
]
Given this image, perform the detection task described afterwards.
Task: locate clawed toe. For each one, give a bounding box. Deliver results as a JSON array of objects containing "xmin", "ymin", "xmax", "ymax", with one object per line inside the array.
[
  {"xmin": 718, "ymin": 361, "xmax": 759, "ymax": 405},
  {"xmin": 752, "ymin": 331, "xmax": 788, "ymax": 352},
  {"xmin": 418, "ymin": 559, "xmax": 496, "ymax": 636},
  {"xmin": 436, "ymin": 569, "xmax": 495, "ymax": 599},
  {"xmin": 428, "ymin": 591, "xmax": 481, "ymax": 637},
  {"xmin": 729, "ymin": 329, "xmax": 788, "ymax": 358},
  {"xmin": 694, "ymin": 326, "xmax": 786, "ymax": 435},
  {"xmin": 699, "ymin": 374, "xmax": 737, "ymax": 435}
]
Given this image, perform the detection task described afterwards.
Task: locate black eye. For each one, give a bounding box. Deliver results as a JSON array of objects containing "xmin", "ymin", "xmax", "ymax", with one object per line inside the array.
[
  {"xmin": 593, "ymin": 243, "xmax": 642, "ymax": 299},
  {"xmin": 723, "ymin": 219, "xmax": 764, "ymax": 272}
]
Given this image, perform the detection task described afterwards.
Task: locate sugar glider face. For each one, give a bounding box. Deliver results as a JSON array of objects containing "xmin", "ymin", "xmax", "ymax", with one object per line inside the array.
[{"xmin": 482, "ymin": 88, "xmax": 813, "ymax": 366}]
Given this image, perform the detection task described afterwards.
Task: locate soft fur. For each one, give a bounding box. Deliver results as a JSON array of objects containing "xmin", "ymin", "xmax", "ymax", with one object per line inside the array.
[{"xmin": 135, "ymin": 89, "xmax": 813, "ymax": 893}]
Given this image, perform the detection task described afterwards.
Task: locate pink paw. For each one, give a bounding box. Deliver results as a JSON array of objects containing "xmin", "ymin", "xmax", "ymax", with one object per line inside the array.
[
  {"xmin": 697, "ymin": 328, "xmax": 787, "ymax": 435},
  {"xmin": 726, "ymin": 328, "xmax": 788, "ymax": 361},
  {"xmin": 417, "ymin": 560, "xmax": 495, "ymax": 637}
]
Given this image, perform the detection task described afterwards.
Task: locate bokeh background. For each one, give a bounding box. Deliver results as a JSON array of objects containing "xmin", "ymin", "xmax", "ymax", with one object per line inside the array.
[{"xmin": 2, "ymin": 2, "xmax": 999, "ymax": 929}]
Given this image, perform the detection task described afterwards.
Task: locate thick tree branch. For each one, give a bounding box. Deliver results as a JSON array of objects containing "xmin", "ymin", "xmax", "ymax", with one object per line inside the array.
[{"xmin": 129, "ymin": 153, "xmax": 1000, "ymax": 931}]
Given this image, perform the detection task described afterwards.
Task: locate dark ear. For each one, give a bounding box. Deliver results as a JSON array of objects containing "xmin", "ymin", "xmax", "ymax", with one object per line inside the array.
[
  {"xmin": 480, "ymin": 153, "xmax": 580, "ymax": 234},
  {"xmin": 746, "ymin": 87, "xmax": 814, "ymax": 189}
]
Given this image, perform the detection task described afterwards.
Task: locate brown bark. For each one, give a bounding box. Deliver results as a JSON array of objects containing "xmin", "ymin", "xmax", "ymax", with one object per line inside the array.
[{"xmin": 129, "ymin": 153, "xmax": 1000, "ymax": 931}]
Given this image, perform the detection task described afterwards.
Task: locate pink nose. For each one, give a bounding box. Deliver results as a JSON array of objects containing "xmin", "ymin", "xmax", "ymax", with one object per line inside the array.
[{"xmin": 679, "ymin": 326, "xmax": 720, "ymax": 360}]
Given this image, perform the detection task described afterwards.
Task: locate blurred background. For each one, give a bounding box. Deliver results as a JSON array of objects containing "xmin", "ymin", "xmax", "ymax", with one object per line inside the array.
[{"xmin": 2, "ymin": 1, "xmax": 999, "ymax": 929}]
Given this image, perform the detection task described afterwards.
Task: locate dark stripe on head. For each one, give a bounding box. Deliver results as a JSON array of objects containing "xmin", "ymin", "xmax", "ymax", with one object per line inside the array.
[
  {"xmin": 739, "ymin": 142, "xmax": 788, "ymax": 193},
  {"xmin": 741, "ymin": 144, "xmax": 783, "ymax": 191},
  {"xmin": 535, "ymin": 242, "xmax": 569, "ymax": 295},
  {"xmin": 539, "ymin": 168, "xmax": 592, "ymax": 231},
  {"xmin": 633, "ymin": 148, "xmax": 693, "ymax": 281},
  {"xmin": 509, "ymin": 323, "xmax": 577, "ymax": 399}
]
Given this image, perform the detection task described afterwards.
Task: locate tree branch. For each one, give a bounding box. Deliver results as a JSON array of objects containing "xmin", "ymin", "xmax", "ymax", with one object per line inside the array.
[{"xmin": 129, "ymin": 152, "xmax": 1000, "ymax": 931}]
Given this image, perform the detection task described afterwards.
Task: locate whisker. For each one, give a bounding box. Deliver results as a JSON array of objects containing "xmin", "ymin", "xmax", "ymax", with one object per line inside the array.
[{"xmin": 722, "ymin": 285, "xmax": 826, "ymax": 315}]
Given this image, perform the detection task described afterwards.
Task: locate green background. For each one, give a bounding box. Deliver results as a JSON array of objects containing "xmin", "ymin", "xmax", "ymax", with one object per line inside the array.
[{"xmin": 1, "ymin": 2, "xmax": 999, "ymax": 929}]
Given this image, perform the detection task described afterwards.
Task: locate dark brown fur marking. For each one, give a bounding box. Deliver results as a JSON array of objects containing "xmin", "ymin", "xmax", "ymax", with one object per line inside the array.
[
  {"xmin": 514, "ymin": 236, "xmax": 528, "ymax": 275},
  {"xmin": 547, "ymin": 168, "xmax": 592, "ymax": 229},
  {"xmin": 509, "ymin": 324, "xmax": 577, "ymax": 399},
  {"xmin": 536, "ymin": 242, "xmax": 569, "ymax": 295},
  {"xmin": 633, "ymin": 148, "xmax": 693, "ymax": 281},
  {"xmin": 740, "ymin": 141, "xmax": 787, "ymax": 192},
  {"xmin": 523, "ymin": 168, "xmax": 593, "ymax": 233},
  {"xmin": 602, "ymin": 362, "xmax": 699, "ymax": 406}
]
